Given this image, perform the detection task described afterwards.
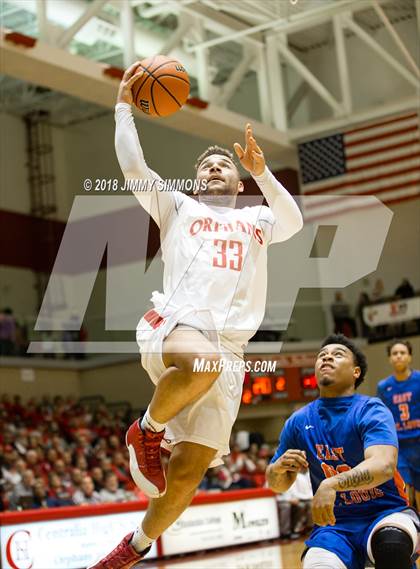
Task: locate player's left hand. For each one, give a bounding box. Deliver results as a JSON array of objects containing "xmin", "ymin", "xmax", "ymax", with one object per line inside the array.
[
  {"xmin": 234, "ymin": 123, "xmax": 265, "ymax": 177},
  {"xmin": 312, "ymin": 479, "xmax": 336, "ymax": 527}
]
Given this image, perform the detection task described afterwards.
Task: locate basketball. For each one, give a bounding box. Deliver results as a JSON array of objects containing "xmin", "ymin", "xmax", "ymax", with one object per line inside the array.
[{"xmin": 131, "ymin": 55, "xmax": 190, "ymax": 117}]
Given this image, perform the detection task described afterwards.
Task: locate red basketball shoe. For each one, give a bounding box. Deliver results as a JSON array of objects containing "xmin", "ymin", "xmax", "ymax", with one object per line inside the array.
[
  {"xmin": 126, "ymin": 419, "xmax": 166, "ymax": 498},
  {"xmin": 87, "ymin": 532, "xmax": 150, "ymax": 569}
]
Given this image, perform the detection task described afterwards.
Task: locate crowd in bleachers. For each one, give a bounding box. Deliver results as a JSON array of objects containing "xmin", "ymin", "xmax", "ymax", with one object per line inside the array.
[
  {"xmin": 0, "ymin": 394, "xmax": 313, "ymax": 538},
  {"xmin": 0, "ymin": 395, "xmax": 140, "ymax": 511},
  {"xmin": 0, "ymin": 395, "xmax": 275, "ymax": 511},
  {"xmin": 0, "ymin": 395, "xmax": 314, "ymax": 541}
]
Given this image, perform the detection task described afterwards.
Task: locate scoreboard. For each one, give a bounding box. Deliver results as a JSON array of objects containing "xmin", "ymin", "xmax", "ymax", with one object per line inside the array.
[{"xmin": 241, "ymin": 354, "xmax": 319, "ymax": 405}]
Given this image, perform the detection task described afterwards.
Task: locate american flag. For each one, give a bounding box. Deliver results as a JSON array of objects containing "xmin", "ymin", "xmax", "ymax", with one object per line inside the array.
[{"xmin": 298, "ymin": 112, "xmax": 420, "ymax": 219}]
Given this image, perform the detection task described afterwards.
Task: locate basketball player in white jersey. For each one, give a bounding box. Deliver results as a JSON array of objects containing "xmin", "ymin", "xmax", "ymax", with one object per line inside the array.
[{"xmin": 89, "ymin": 62, "xmax": 303, "ymax": 568}]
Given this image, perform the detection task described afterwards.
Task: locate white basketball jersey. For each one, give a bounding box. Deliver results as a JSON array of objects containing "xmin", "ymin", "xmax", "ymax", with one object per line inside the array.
[{"xmin": 156, "ymin": 192, "xmax": 273, "ymax": 349}]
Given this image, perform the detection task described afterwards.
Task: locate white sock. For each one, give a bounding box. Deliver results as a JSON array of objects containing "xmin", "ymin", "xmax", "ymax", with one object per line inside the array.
[
  {"xmin": 141, "ymin": 408, "xmax": 165, "ymax": 433},
  {"xmin": 130, "ymin": 526, "xmax": 154, "ymax": 554}
]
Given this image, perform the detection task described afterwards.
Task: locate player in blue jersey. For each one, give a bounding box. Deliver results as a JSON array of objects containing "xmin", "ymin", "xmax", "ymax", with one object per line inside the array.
[
  {"xmin": 377, "ymin": 339, "xmax": 420, "ymax": 510},
  {"xmin": 267, "ymin": 334, "xmax": 419, "ymax": 569}
]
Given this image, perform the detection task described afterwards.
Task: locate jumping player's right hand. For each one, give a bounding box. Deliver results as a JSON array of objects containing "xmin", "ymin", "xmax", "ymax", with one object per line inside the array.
[
  {"xmin": 117, "ymin": 61, "xmax": 144, "ymax": 105},
  {"xmin": 271, "ymin": 449, "xmax": 308, "ymax": 474}
]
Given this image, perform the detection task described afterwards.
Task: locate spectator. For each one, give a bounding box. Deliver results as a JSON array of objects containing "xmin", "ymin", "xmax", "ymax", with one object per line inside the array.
[
  {"xmin": 226, "ymin": 444, "xmax": 256, "ymax": 477},
  {"xmin": 62, "ymin": 451, "xmax": 74, "ymax": 469},
  {"xmin": 90, "ymin": 467, "xmax": 104, "ymax": 492},
  {"xmin": 77, "ymin": 324, "xmax": 88, "ymax": 360},
  {"xmin": 247, "ymin": 443, "xmax": 260, "ymax": 463},
  {"xmin": 31, "ymin": 479, "xmax": 53, "ymax": 509},
  {"xmin": 99, "ymin": 457, "xmax": 114, "ymax": 477},
  {"xmin": 71, "ymin": 468, "xmax": 84, "ymax": 492},
  {"xmin": 356, "ymin": 292, "xmax": 371, "ymax": 338},
  {"xmin": 51, "ymin": 435, "xmax": 67, "ymax": 455},
  {"xmin": 251, "ymin": 458, "xmax": 268, "ymax": 488},
  {"xmin": 225, "ymin": 444, "xmax": 255, "ymax": 488},
  {"xmin": 94, "ymin": 438, "xmax": 108, "ymax": 455},
  {"xmin": 331, "ymin": 292, "xmax": 356, "ymax": 337},
  {"xmin": 9, "ymin": 469, "xmax": 36, "ymax": 510},
  {"xmin": 47, "ymin": 472, "xmax": 74, "ymax": 506},
  {"xmin": 53, "ymin": 459, "xmax": 71, "ymax": 486},
  {"xmin": 258, "ymin": 444, "xmax": 271, "ymax": 460},
  {"xmin": 395, "ymin": 278, "xmax": 415, "ymax": 299},
  {"xmin": 62, "ymin": 315, "xmax": 81, "ymax": 359},
  {"xmin": 73, "ymin": 476, "xmax": 102, "ymax": 505},
  {"xmin": 0, "ymin": 308, "xmax": 16, "ymax": 356},
  {"xmin": 372, "ymin": 278, "xmax": 385, "ymax": 302},
  {"xmin": 111, "ymin": 451, "xmax": 131, "ymax": 487},
  {"xmin": 44, "ymin": 449, "xmax": 59, "ymax": 472},
  {"xmin": 2, "ymin": 458, "xmax": 26, "ymax": 489},
  {"xmin": 75, "ymin": 455, "xmax": 89, "ymax": 472},
  {"xmin": 208, "ymin": 464, "xmax": 233, "ymax": 491},
  {"xmin": 14, "ymin": 321, "xmax": 29, "ymax": 357},
  {"xmin": 25, "ymin": 450, "xmax": 43, "ymax": 478},
  {"xmin": 14, "ymin": 428, "xmax": 29, "ymax": 455},
  {"xmin": 99, "ymin": 473, "xmax": 135, "ymax": 503},
  {"xmin": 28, "ymin": 431, "xmax": 42, "ymax": 451},
  {"xmin": 276, "ymin": 469, "xmax": 313, "ymax": 539},
  {"xmin": 108, "ymin": 435, "xmax": 121, "ymax": 451}
]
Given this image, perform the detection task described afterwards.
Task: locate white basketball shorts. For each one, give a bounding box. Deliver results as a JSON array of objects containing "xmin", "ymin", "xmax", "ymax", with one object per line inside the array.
[{"xmin": 136, "ymin": 306, "xmax": 245, "ymax": 467}]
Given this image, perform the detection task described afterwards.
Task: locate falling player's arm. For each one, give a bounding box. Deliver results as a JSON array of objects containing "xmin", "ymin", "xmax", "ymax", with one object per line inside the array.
[
  {"xmin": 313, "ymin": 445, "xmax": 397, "ymax": 527},
  {"xmin": 327, "ymin": 399, "xmax": 400, "ymax": 491},
  {"xmin": 234, "ymin": 123, "xmax": 303, "ymax": 242},
  {"xmin": 323, "ymin": 444, "xmax": 397, "ymax": 493},
  {"xmin": 266, "ymin": 449, "xmax": 308, "ymax": 493},
  {"xmin": 114, "ymin": 62, "xmax": 177, "ymax": 228},
  {"xmin": 312, "ymin": 399, "xmax": 400, "ymax": 526}
]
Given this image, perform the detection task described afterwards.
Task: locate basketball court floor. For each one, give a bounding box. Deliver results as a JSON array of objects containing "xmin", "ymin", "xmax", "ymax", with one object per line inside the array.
[
  {"xmin": 145, "ymin": 538, "xmax": 420, "ymax": 569},
  {"xmin": 146, "ymin": 539, "xmax": 310, "ymax": 569}
]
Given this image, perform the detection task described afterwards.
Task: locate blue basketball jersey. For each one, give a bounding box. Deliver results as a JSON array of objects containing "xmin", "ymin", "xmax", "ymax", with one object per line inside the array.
[
  {"xmin": 377, "ymin": 370, "xmax": 420, "ymax": 440},
  {"xmin": 272, "ymin": 394, "xmax": 408, "ymax": 520}
]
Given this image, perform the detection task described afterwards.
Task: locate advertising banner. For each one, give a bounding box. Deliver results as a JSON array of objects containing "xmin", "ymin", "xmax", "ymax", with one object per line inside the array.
[
  {"xmin": 0, "ymin": 510, "xmax": 156, "ymax": 569},
  {"xmin": 363, "ymin": 297, "xmax": 420, "ymax": 326},
  {"xmin": 161, "ymin": 496, "xmax": 279, "ymax": 556}
]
